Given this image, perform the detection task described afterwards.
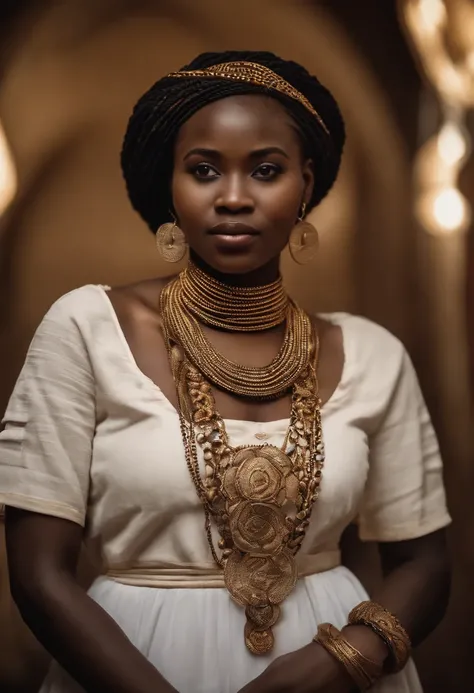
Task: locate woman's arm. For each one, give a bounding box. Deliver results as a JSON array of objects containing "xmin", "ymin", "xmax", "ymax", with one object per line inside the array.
[
  {"xmin": 342, "ymin": 336, "xmax": 453, "ymax": 665},
  {"xmin": 342, "ymin": 528, "xmax": 451, "ymax": 662},
  {"xmin": 6, "ymin": 508, "xmax": 177, "ymax": 693},
  {"xmin": 236, "ymin": 529, "xmax": 451, "ymax": 693}
]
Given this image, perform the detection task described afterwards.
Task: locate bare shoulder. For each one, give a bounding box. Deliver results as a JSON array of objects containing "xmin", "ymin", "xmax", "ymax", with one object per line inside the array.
[
  {"xmin": 319, "ymin": 312, "xmax": 408, "ymax": 385},
  {"xmin": 310, "ymin": 314, "xmax": 345, "ymax": 371},
  {"xmin": 312, "ymin": 314, "xmax": 343, "ymax": 351},
  {"xmin": 106, "ymin": 275, "xmax": 175, "ymax": 322},
  {"xmin": 336, "ymin": 313, "xmax": 405, "ymax": 358},
  {"xmin": 310, "ymin": 315, "xmax": 344, "ymax": 403},
  {"xmin": 104, "ymin": 276, "xmax": 177, "ymax": 397}
]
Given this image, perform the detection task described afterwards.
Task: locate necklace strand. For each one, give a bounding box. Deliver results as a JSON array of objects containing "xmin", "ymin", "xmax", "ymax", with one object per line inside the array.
[
  {"xmin": 162, "ymin": 330, "xmax": 324, "ymax": 655},
  {"xmin": 160, "ymin": 269, "xmax": 313, "ymax": 400},
  {"xmin": 182, "ymin": 262, "xmax": 288, "ymax": 332}
]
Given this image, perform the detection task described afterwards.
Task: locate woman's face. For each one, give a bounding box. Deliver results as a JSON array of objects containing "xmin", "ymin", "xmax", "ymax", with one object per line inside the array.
[{"xmin": 172, "ymin": 94, "xmax": 314, "ymax": 277}]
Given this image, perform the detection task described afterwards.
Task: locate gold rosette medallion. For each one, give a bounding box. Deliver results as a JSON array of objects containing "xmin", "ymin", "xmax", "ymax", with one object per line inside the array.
[{"xmin": 221, "ymin": 448, "xmax": 300, "ymax": 654}]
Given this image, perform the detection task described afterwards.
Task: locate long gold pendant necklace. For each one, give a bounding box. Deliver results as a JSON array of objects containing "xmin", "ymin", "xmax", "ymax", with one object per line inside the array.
[{"xmin": 160, "ymin": 266, "xmax": 325, "ymax": 655}]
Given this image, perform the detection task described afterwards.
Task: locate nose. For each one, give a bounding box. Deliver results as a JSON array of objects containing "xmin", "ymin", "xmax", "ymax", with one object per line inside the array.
[{"xmin": 214, "ymin": 173, "xmax": 254, "ymax": 215}]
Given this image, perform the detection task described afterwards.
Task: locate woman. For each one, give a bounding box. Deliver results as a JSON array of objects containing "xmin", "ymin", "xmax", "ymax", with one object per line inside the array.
[{"xmin": 0, "ymin": 51, "xmax": 451, "ymax": 693}]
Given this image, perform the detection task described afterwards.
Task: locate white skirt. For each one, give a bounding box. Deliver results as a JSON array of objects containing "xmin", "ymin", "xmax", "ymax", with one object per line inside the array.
[{"xmin": 40, "ymin": 566, "xmax": 422, "ymax": 693}]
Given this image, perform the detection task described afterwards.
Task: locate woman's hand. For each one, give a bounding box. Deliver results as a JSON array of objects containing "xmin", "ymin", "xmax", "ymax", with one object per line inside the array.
[{"xmin": 237, "ymin": 642, "xmax": 356, "ymax": 693}]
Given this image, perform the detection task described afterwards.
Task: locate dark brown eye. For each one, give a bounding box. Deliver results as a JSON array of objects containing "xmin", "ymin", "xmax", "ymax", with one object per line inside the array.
[
  {"xmin": 253, "ymin": 164, "xmax": 282, "ymax": 180},
  {"xmin": 193, "ymin": 164, "xmax": 219, "ymax": 179}
]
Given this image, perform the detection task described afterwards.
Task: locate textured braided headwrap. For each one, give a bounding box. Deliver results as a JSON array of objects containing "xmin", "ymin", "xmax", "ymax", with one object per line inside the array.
[
  {"xmin": 121, "ymin": 51, "xmax": 345, "ymax": 232},
  {"xmin": 167, "ymin": 61, "xmax": 330, "ymax": 135}
]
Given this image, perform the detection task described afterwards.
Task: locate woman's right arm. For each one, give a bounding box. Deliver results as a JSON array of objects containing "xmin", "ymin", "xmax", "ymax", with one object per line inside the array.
[{"xmin": 6, "ymin": 508, "xmax": 177, "ymax": 693}]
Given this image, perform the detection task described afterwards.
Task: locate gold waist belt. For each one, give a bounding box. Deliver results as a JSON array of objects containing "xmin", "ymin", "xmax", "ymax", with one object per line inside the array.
[{"xmin": 105, "ymin": 550, "xmax": 341, "ymax": 589}]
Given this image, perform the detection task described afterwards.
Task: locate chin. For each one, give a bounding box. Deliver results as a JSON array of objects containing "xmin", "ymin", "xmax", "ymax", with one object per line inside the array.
[{"xmin": 195, "ymin": 251, "xmax": 271, "ymax": 276}]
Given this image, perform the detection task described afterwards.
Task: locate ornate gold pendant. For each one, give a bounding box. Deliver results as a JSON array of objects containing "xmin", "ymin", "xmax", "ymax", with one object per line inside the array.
[
  {"xmin": 221, "ymin": 446, "xmax": 300, "ymax": 654},
  {"xmin": 224, "ymin": 547, "xmax": 297, "ymax": 655},
  {"xmin": 223, "ymin": 446, "xmax": 299, "ymax": 508},
  {"xmin": 244, "ymin": 621, "xmax": 275, "ymax": 655},
  {"xmin": 171, "ymin": 353, "xmax": 324, "ymax": 656}
]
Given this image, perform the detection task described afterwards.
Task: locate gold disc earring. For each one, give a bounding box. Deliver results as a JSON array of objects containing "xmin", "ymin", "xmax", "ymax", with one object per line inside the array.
[
  {"xmin": 155, "ymin": 220, "xmax": 187, "ymax": 263},
  {"xmin": 288, "ymin": 203, "xmax": 319, "ymax": 265}
]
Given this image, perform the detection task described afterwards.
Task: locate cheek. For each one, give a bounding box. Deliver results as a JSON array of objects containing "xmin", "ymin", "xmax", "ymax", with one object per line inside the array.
[
  {"xmin": 172, "ymin": 170, "xmax": 303, "ymax": 229},
  {"xmin": 171, "ymin": 172, "xmax": 207, "ymax": 221},
  {"xmin": 260, "ymin": 178, "xmax": 302, "ymax": 225}
]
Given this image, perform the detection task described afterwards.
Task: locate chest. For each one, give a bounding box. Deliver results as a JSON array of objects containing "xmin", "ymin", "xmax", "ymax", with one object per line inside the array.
[
  {"xmin": 91, "ymin": 387, "xmax": 370, "ymax": 537},
  {"xmin": 108, "ymin": 292, "xmax": 344, "ymax": 423}
]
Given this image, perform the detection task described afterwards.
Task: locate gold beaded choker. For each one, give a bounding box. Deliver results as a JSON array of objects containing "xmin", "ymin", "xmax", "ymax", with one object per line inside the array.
[
  {"xmin": 160, "ymin": 266, "xmax": 313, "ymax": 400},
  {"xmin": 181, "ymin": 262, "xmax": 288, "ymax": 332}
]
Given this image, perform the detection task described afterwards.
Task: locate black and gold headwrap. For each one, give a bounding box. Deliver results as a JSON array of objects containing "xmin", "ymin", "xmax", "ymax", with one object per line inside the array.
[{"xmin": 121, "ymin": 51, "xmax": 345, "ymax": 232}]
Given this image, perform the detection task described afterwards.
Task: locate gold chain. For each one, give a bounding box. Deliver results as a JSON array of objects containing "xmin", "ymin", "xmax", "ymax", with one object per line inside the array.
[
  {"xmin": 161, "ymin": 312, "xmax": 325, "ymax": 654},
  {"xmin": 160, "ymin": 272, "xmax": 313, "ymax": 400}
]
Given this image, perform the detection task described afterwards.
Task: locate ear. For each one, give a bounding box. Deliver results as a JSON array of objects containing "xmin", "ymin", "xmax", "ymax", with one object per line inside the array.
[{"xmin": 302, "ymin": 159, "xmax": 315, "ymax": 207}]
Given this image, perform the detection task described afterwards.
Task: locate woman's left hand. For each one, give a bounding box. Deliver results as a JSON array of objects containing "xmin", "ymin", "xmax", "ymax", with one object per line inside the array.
[{"xmin": 236, "ymin": 642, "xmax": 356, "ymax": 693}]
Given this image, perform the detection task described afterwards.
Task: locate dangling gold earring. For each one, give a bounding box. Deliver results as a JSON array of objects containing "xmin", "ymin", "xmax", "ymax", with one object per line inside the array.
[
  {"xmin": 155, "ymin": 217, "xmax": 187, "ymax": 263},
  {"xmin": 288, "ymin": 202, "xmax": 319, "ymax": 265}
]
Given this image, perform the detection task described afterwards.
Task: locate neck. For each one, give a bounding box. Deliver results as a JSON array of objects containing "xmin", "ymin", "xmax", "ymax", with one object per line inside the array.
[
  {"xmin": 177, "ymin": 255, "xmax": 289, "ymax": 332},
  {"xmin": 189, "ymin": 251, "xmax": 281, "ymax": 288}
]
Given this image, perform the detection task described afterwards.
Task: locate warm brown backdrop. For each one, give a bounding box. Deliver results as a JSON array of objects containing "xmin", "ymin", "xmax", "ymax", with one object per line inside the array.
[{"xmin": 0, "ymin": 1, "xmax": 472, "ymax": 692}]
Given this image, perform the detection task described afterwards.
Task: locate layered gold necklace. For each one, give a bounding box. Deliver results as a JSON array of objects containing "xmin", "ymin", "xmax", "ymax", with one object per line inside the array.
[
  {"xmin": 160, "ymin": 265, "xmax": 325, "ymax": 655},
  {"xmin": 160, "ymin": 262, "xmax": 313, "ymax": 400},
  {"xmin": 179, "ymin": 262, "xmax": 288, "ymax": 331}
]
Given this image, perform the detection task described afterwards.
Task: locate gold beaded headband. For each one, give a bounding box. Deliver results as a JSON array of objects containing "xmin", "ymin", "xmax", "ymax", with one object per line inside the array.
[{"xmin": 167, "ymin": 61, "xmax": 330, "ymax": 136}]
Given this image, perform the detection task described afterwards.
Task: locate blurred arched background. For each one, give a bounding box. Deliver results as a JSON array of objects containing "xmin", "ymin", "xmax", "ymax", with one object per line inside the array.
[{"xmin": 0, "ymin": 1, "xmax": 472, "ymax": 691}]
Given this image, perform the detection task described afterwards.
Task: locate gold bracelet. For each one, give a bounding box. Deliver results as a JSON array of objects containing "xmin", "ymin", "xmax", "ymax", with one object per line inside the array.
[
  {"xmin": 348, "ymin": 601, "xmax": 411, "ymax": 673},
  {"xmin": 314, "ymin": 623, "xmax": 383, "ymax": 691}
]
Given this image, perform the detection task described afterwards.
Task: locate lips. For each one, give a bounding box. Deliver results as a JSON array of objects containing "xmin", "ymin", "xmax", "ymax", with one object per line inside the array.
[{"xmin": 208, "ymin": 222, "xmax": 260, "ymax": 236}]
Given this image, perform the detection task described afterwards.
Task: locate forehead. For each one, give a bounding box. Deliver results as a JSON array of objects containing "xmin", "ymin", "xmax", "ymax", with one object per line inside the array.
[{"xmin": 174, "ymin": 94, "xmax": 301, "ymax": 153}]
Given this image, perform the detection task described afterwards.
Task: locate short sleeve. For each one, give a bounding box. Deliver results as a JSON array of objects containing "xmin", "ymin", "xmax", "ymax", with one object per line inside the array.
[
  {"xmin": 358, "ymin": 346, "xmax": 451, "ymax": 542},
  {"xmin": 0, "ymin": 295, "xmax": 95, "ymax": 526}
]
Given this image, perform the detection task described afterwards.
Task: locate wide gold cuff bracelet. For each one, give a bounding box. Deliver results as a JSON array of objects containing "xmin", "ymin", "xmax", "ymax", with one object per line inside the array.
[
  {"xmin": 348, "ymin": 601, "xmax": 412, "ymax": 673},
  {"xmin": 314, "ymin": 623, "xmax": 383, "ymax": 691}
]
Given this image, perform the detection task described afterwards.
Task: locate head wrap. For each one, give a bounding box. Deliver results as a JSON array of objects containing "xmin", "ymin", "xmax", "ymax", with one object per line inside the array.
[{"xmin": 121, "ymin": 51, "xmax": 345, "ymax": 231}]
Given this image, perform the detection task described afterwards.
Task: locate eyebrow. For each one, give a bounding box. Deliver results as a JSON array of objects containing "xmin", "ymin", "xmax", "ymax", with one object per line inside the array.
[{"xmin": 183, "ymin": 146, "xmax": 290, "ymax": 161}]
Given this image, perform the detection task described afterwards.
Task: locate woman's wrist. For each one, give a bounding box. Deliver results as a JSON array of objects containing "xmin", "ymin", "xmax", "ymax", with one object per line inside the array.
[
  {"xmin": 341, "ymin": 624, "xmax": 390, "ymax": 668},
  {"xmin": 314, "ymin": 623, "xmax": 384, "ymax": 691}
]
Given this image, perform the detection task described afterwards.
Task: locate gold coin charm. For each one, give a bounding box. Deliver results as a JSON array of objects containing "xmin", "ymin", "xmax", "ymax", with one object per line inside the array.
[
  {"xmin": 155, "ymin": 222, "xmax": 187, "ymax": 263},
  {"xmin": 288, "ymin": 219, "xmax": 319, "ymax": 265},
  {"xmin": 224, "ymin": 548, "xmax": 297, "ymax": 607},
  {"xmin": 245, "ymin": 622, "xmax": 275, "ymax": 655},
  {"xmin": 246, "ymin": 604, "xmax": 280, "ymax": 629}
]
